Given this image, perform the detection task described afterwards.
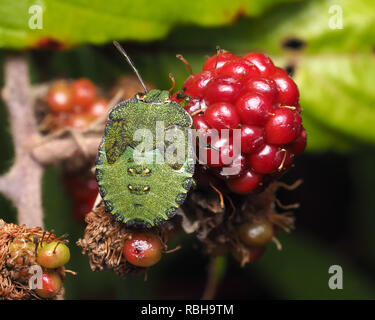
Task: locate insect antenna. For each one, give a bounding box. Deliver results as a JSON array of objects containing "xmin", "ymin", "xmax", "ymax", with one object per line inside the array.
[{"xmin": 113, "ymin": 41, "xmax": 148, "ymax": 93}]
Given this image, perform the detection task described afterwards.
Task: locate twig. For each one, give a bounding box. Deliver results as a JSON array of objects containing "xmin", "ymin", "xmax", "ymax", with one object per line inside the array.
[
  {"xmin": 0, "ymin": 56, "xmax": 43, "ymax": 228},
  {"xmin": 31, "ymin": 136, "xmax": 101, "ymax": 166},
  {"xmin": 201, "ymin": 256, "xmax": 227, "ymax": 300}
]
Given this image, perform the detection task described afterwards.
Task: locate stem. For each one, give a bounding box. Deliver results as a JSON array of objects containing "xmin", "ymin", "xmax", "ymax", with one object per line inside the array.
[
  {"xmin": 0, "ymin": 55, "xmax": 44, "ymax": 228},
  {"xmin": 201, "ymin": 255, "xmax": 227, "ymax": 300}
]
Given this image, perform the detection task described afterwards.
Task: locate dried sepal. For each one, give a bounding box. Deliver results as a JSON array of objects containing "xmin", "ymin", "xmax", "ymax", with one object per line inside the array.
[
  {"xmin": 182, "ymin": 181, "xmax": 299, "ymax": 266},
  {"xmin": 77, "ymin": 202, "xmax": 174, "ymax": 278}
]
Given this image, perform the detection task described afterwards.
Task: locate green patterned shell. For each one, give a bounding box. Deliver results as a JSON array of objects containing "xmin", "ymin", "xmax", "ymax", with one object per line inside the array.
[{"xmin": 95, "ymin": 89, "xmax": 195, "ymax": 228}]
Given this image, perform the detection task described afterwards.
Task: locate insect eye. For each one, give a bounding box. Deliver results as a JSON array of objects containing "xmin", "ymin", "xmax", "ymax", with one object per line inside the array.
[{"xmin": 136, "ymin": 93, "xmax": 145, "ymax": 101}]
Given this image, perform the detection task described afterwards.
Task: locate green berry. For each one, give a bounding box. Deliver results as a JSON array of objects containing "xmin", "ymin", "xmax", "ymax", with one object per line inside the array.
[
  {"xmin": 8, "ymin": 238, "xmax": 35, "ymax": 265},
  {"xmin": 36, "ymin": 241, "xmax": 70, "ymax": 269}
]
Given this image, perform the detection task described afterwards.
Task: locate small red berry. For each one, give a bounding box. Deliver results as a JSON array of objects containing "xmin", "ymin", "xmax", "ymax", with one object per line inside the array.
[
  {"xmin": 204, "ymin": 75, "xmax": 244, "ymax": 105},
  {"xmin": 201, "ymin": 135, "xmax": 239, "ymax": 167},
  {"xmin": 193, "ymin": 114, "xmax": 217, "ymax": 144},
  {"xmin": 240, "ymin": 125, "xmax": 265, "ymax": 154},
  {"xmin": 248, "ymin": 144, "xmax": 284, "ymax": 174},
  {"xmin": 226, "ymin": 170, "xmax": 262, "ymax": 194},
  {"xmin": 295, "ymin": 103, "xmax": 302, "ymax": 113},
  {"xmin": 86, "ymin": 98, "xmax": 109, "ymax": 118},
  {"xmin": 184, "ymin": 99, "xmax": 202, "ymax": 115},
  {"xmin": 265, "ymin": 108, "xmax": 302, "ymax": 145},
  {"xmin": 288, "ymin": 128, "xmax": 307, "ymax": 155},
  {"xmin": 280, "ymin": 149, "xmax": 295, "ymax": 171},
  {"xmin": 46, "ymin": 81, "xmax": 73, "ymax": 113},
  {"xmin": 203, "ymin": 51, "xmax": 237, "ymax": 71},
  {"xmin": 63, "ymin": 173, "xmax": 98, "ymax": 202},
  {"xmin": 62, "ymin": 173, "xmax": 98, "ymax": 224},
  {"xmin": 123, "ymin": 233, "xmax": 162, "ymax": 268},
  {"xmin": 235, "ymin": 92, "xmax": 275, "ymax": 126},
  {"xmin": 64, "ymin": 113, "xmax": 93, "ymax": 129},
  {"xmin": 238, "ymin": 219, "xmax": 274, "ymax": 246},
  {"xmin": 193, "ymin": 114, "xmax": 209, "ymax": 131},
  {"xmin": 271, "ymin": 71, "xmax": 299, "ymax": 106},
  {"xmin": 35, "ymin": 271, "xmax": 63, "ymax": 299},
  {"xmin": 183, "ymin": 71, "xmax": 214, "ymax": 98},
  {"xmin": 271, "ymin": 66, "xmax": 289, "ymax": 77},
  {"xmin": 217, "ymin": 59, "xmax": 259, "ymax": 80},
  {"xmin": 71, "ymin": 78, "xmax": 97, "ymax": 109},
  {"xmin": 36, "ymin": 241, "xmax": 70, "ymax": 269},
  {"xmin": 73, "ymin": 202, "xmax": 91, "ymax": 224},
  {"xmin": 214, "ymin": 153, "xmax": 248, "ymax": 179},
  {"xmin": 242, "ymin": 53, "xmax": 275, "ymax": 76},
  {"xmin": 244, "ymin": 77, "xmax": 278, "ymax": 103},
  {"xmin": 204, "ymin": 102, "xmax": 240, "ymax": 129}
]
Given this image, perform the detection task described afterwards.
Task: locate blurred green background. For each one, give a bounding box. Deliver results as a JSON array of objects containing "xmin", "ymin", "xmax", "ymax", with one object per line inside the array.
[{"xmin": 1, "ymin": 0, "xmax": 375, "ymax": 299}]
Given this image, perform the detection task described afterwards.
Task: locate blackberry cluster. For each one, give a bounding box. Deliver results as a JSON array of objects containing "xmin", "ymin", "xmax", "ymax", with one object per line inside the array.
[{"xmin": 172, "ymin": 51, "xmax": 306, "ymax": 194}]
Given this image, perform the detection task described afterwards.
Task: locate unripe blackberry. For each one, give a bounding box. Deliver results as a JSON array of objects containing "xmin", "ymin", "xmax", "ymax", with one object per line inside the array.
[{"xmin": 122, "ymin": 232, "xmax": 163, "ymax": 268}]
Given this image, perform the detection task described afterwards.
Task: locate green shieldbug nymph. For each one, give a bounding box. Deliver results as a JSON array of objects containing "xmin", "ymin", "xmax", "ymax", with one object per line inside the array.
[{"xmin": 95, "ymin": 42, "xmax": 195, "ymax": 228}]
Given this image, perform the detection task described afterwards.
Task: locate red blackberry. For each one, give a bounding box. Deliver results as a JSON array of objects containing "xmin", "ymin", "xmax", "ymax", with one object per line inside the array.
[
  {"xmin": 204, "ymin": 75, "xmax": 244, "ymax": 105},
  {"xmin": 204, "ymin": 102, "xmax": 240, "ymax": 129},
  {"xmin": 172, "ymin": 50, "xmax": 306, "ymax": 194},
  {"xmin": 203, "ymin": 51, "xmax": 237, "ymax": 71}
]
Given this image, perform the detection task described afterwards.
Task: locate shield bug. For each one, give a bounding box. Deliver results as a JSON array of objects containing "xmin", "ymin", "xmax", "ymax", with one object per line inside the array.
[{"xmin": 95, "ymin": 42, "xmax": 195, "ymax": 228}]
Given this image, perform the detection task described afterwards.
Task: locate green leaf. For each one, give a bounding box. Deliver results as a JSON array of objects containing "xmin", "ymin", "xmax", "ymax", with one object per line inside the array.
[
  {"xmin": 299, "ymin": 114, "xmax": 352, "ymax": 152},
  {"xmin": 295, "ymin": 55, "xmax": 375, "ymax": 146},
  {"xmin": 166, "ymin": 0, "xmax": 375, "ymax": 54},
  {"xmin": 0, "ymin": 0, "xmax": 299, "ymax": 49}
]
